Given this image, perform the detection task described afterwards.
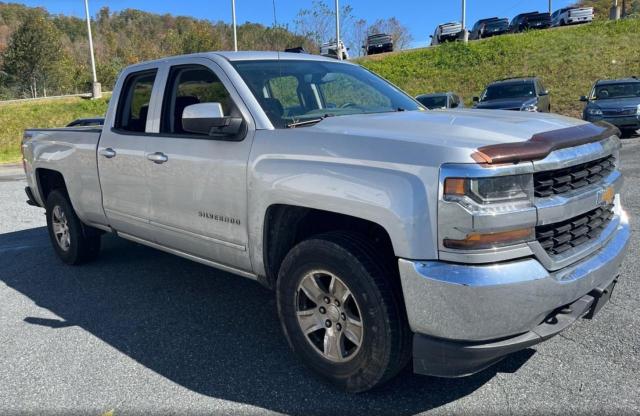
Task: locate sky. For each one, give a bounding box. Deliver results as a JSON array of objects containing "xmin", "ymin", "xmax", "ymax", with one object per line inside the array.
[{"xmin": 17, "ymin": 0, "xmax": 576, "ymax": 48}]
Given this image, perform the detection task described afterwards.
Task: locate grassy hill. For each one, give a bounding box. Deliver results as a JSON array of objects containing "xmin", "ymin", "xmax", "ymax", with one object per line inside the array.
[
  {"xmin": 0, "ymin": 96, "xmax": 109, "ymax": 163},
  {"xmin": 359, "ymin": 18, "xmax": 640, "ymax": 117}
]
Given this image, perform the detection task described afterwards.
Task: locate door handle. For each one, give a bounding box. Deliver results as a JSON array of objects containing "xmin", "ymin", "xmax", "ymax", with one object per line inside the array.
[
  {"xmin": 99, "ymin": 147, "xmax": 116, "ymax": 159},
  {"xmin": 147, "ymin": 152, "xmax": 168, "ymax": 164}
]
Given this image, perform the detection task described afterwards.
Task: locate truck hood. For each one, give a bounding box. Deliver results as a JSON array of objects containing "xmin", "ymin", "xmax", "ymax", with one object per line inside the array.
[{"xmin": 311, "ymin": 109, "xmax": 586, "ymax": 150}]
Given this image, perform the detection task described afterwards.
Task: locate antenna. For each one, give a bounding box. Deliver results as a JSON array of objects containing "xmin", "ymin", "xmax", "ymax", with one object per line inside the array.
[{"xmin": 272, "ymin": 0, "xmax": 280, "ymax": 54}]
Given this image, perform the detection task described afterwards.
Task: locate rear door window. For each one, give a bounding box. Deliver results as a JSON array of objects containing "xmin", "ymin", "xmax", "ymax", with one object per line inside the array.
[{"xmin": 115, "ymin": 70, "xmax": 157, "ymax": 133}]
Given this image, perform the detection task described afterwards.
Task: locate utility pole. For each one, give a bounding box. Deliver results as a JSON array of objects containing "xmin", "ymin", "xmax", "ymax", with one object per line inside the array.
[
  {"xmin": 461, "ymin": 0, "xmax": 468, "ymax": 43},
  {"xmin": 84, "ymin": 0, "xmax": 101, "ymax": 99},
  {"xmin": 232, "ymin": 0, "xmax": 238, "ymax": 51},
  {"xmin": 335, "ymin": 0, "xmax": 342, "ymax": 60},
  {"xmin": 548, "ymin": 0, "xmax": 552, "ymax": 14},
  {"xmin": 610, "ymin": 0, "xmax": 621, "ymax": 19}
]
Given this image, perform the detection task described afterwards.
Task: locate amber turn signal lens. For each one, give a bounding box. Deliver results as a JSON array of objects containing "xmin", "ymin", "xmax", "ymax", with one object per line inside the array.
[
  {"xmin": 443, "ymin": 228, "xmax": 534, "ymax": 250},
  {"xmin": 444, "ymin": 178, "xmax": 466, "ymax": 197}
]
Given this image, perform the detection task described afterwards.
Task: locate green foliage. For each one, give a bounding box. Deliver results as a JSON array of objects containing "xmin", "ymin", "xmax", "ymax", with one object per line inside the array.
[
  {"xmin": 0, "ymin": 96, "xmax": 109, "ymax": 163},
  {"xmin": 1, "ymin": 12, "xmax": 66, "ymax": 97},
  {"xmin": 0, "ymin": 3, "xmax": 316, "ymax": 99},
  {"xmin": 358, "ymin": 19, "xmax": 640, "ymax": 118}
]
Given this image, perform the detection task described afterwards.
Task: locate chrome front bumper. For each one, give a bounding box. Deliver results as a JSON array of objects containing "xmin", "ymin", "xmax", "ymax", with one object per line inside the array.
[{"xmin": 399, "ymin": 212, "xmax": 630, "ymax": 342}]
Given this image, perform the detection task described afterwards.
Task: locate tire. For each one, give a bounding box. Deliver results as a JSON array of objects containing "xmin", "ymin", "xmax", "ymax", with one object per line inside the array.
[
  {"xmin": 276, "ymin": 231, "xmax": 411, "ymax": 393},
  {"xmin": 620, "ymin": 129, "xmax": 637, "ymax": 139},
  {"xmin": 45, "ymin": 190, "xmax": 101, "ymax": 265}
]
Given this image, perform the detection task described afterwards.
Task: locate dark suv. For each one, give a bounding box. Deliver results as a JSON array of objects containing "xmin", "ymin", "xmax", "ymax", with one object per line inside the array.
[
  {"xmin": 510, "ymin": 12, "xmax": 552, "ymax": 32},
  {"xmin": 581, "ymin": 78, "xmax": 640, "ymax": 138},
  {"xmin": 366, "ymin": 33, "xmax": 393, "ymax": 55},
  {"xmin": 473, "ymin": 77, "xmax": 551, "ymax": 112},
  {"xmin": 415, "ymin": 92, "xmax": 464, "ymax": 109},
  {"xmin": 470, "ymin": 17, "xmax": 510, "ymax": 40}
]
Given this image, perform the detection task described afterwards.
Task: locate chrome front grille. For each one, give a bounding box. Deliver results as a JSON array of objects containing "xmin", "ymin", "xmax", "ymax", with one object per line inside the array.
[
  {"xmin": 536, "ymin": 204, "xmax": 614, "ymax": 255},
  {"xmin": 533, "ymin": 155, "xmax": 615, "ymax": 197}
]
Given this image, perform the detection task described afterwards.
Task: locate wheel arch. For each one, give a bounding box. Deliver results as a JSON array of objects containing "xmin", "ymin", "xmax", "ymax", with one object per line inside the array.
[
  {"xmin": 260, "ymin": 204, "xmax": 397, "ymax": 289},
  {"xmin": 35, "ymin": 168, "xmax": 68, "ymax": 203}
]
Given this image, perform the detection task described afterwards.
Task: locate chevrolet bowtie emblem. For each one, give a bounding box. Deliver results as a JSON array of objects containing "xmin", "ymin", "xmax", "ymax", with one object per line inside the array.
[{"xmin": 601, "ymin": 186, "xmax": 615, "ymax": 205}]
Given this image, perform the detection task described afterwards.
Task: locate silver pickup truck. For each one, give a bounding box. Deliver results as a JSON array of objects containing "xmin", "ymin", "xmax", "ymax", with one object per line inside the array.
[{"xmin": 22, "ymin": 52, "xmax": 630, "ymax": 393}]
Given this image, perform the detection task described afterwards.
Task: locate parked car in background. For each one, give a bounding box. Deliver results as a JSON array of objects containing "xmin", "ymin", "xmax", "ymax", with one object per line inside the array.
[
  {"xmin": 430, "ymin": 22, "xmax": 463, "ymax": 45},
  {"xmin": 552, "ymin": 7, "xmax": 594, "ymax": 26},
  {"xmin": 582, "ymin": 77, "xmax": 640, "ymax": 138},
  {"xmin": 416, "ymin": 92, "xmax": 464, "ymax": 109},
  {"xmin": 365, "ymin": 33, "xmax": 393, "ymax": 55},
  {"xmin": 473, "ymin": 77, "xmax": 550, "ymax": 112},
  {"xmin": 284, "ymin": 46, "xmax": 308, "ymax": 54},
  {"xmin": 320, "ymin": 40, "xmax": 349, "ymax": 60},
  {"xmin": 510, "ymin": 12, "xmax": 552, "ymax": 32},
  {"xmin": 470, "ymin": 17, "xmax": 510, "ymax": 40},
  {"xmin": 66, "ymin": 117, "xmax": 105, "ymax": 127}
]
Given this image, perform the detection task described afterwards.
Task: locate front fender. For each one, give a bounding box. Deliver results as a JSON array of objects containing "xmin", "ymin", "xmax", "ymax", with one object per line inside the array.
[{"xmin": 248, "ymin": 156, "xmax": 437, "ymax": 277}]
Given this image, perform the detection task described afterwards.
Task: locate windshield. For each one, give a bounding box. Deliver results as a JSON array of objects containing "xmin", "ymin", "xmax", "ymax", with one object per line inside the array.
[
  {"xmin": 232, "ymin": 60, "xmax": 421, "ymax": 128},
  {"xmin": 485, "ymin": 20, "xmax": 508, "ymax": 29},
  {"xmin": 481, "ymin": 82, "xmax": 536, "ymax": 101},
  {"xmin": 417, "ymin": 96, "xmax": 447, "ymax": 109},
  {"xmin": 593, "ymin": 83, "xmax": 640, "ymax": 100}
]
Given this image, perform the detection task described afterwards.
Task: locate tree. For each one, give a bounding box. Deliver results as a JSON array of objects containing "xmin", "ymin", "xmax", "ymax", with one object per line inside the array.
[
  {"xmin": 2, "ymin": 13, "xmax": 63, "ymax": 97},
  {"xmin": 352, "ymin": 19, "xmax": 368, "ymax": 57},
  {"xmin": 367, "ymin": 17, "xmax": 413, "ymax": 50},
  {"xmin": 295, "ymin": 0, "xmax": 354, "ymax": 47}
]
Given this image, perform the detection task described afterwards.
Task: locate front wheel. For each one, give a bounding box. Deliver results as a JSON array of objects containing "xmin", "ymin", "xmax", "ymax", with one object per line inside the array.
[
  {"xmin": 276, "ymin": 232, "xmax": 411, "ymax": 393},
  {"xmin": 45, "ymin": 190, "xmax": 101, "ymax": 265}
]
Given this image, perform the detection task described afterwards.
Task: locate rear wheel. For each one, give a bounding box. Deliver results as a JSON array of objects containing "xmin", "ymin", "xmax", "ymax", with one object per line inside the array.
[
  {"xmin": 276, "ymin": 232, "xmax": 411, "ymax": 393},
  {"xmin": 45, "ymin": 190, "xmax": 101, "ymax": 265}
]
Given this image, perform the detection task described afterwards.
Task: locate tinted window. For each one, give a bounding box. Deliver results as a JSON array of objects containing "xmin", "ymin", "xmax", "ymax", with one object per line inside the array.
[
  {"xmin": 594, "ymin": 83, "xmax": 640, "ymax": 100},
  {"xmin": 482, "ymin": 82, "xmax": 536, "ymax": 101},
  {"xmin": 417, "ymin": 96, "xmax": 448, "ymax": 109},
  {"xmin": 115, "ymin": 70, "xmax": 157, "ymax": 132},
  {"xmin": 161, "ymin": 65, "xmax": 237, "ymax": 135}
]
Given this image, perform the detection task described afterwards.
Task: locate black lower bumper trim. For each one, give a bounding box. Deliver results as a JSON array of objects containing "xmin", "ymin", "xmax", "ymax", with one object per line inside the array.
[
  {"xmin": 413, "ymin": 288, "xmax": 611, "ymax": 378},
  {"xmin": 25, "ymin": 186, "xmax": 40, "ymax": 207}
]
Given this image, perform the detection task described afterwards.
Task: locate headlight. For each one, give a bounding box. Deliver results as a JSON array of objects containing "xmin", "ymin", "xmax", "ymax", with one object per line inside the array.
[
  {"xmin": 636, "ymin": 104, "xmax": 640, "ymax": 115},
  {"xmin": 444, "ymin": 174, "xmax": 534, "ymax": 209},
  {"xmin": 520, "ymin": 99, "xmax": 538, "ymax": 112},
  {"xmin": 586, "ymin": 107, "xmax": 603, "ymax": 116},
  {"xmin": 440, "ymin": 174, "xmax": 536, "ymax": 250}
]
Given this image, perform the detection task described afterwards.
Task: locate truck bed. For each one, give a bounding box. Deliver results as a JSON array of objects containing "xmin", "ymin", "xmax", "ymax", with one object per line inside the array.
[{"xmin": 23, "ymin": 127, "xmax": 105, "ymax": 226}]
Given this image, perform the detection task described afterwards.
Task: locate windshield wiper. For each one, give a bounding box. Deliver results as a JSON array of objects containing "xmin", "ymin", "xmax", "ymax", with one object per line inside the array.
[
  {"xmin": 286, "ymin": 114, "xmax": 334, "ymax": 129},
  {"xmin": 286, "ymin": 118, "xmax": 325, "ymax": 128}
]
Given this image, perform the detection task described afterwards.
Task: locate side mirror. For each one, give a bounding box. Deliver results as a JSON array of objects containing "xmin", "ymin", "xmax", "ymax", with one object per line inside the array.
[
  {"xmin": 473, "ymin": 96, "xmax": 480, "ymax": 102},
  {"xmin": 182, "ymin": 103, "xmax": 244, "ymax": 139},
  {"xmin": 539, "ymin": 89, "xmax": 549, "ymax": 96},
  {"xmin": 579, "ymin": 95, "xmax": 589, "ymax": 102}
]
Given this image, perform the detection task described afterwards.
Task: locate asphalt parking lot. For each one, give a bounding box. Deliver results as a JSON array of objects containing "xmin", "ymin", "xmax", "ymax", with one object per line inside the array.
[{"xmin": 1, "ymin": 139, "xmax": 639, "ymax": 416}]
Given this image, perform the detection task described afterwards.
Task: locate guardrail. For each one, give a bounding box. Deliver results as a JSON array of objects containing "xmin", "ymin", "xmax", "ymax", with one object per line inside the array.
[{"xmin": 0, "ymin": 92, "xmax": 111, "ymax": 105}]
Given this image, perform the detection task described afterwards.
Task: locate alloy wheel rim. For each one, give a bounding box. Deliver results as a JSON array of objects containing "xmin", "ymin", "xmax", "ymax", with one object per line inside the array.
[
  {"xmin": 295, "ymin": 270, "xmax": 364, "ymax": 363},
  {"xmin": 51, "ymin": 205, "xmax": 71, "ymax": 251}
]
